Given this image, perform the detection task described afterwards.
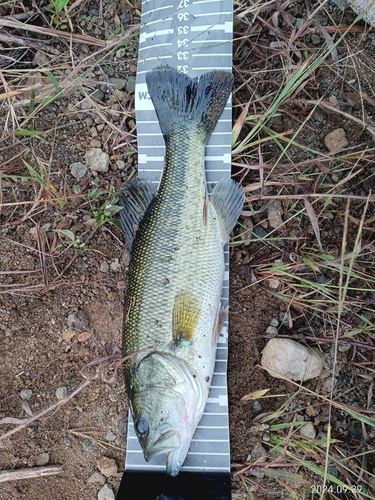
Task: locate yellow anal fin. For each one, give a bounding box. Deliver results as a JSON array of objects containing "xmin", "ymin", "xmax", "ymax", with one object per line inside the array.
[{"xmin": 172, "ymin": 290, "xmax": 201, "ymax": 346}]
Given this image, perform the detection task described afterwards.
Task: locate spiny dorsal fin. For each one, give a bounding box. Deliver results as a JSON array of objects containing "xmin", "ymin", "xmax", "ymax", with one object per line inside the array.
[
  {"xmin": 210, "ymin": 178, "xmax": 245, "ymax": 240},
  {"xmin": 172, "ymin": 290, "xmax": 201, "ymax": 347},
  {"xmin": 118, "ymin": 178, "xmax": 157, "ymax": 249}
]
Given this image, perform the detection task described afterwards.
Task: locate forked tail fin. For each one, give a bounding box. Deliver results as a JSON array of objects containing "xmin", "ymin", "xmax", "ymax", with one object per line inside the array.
[{"xmin": 145, "ymin": 66, "xmax": 234, "ymax": 139}]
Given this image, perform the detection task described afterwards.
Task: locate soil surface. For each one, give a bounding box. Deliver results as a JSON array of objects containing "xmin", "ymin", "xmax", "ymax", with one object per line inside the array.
[{"xmin": 1, "ymin": 1, "xmax": 375, "ymax": 499}]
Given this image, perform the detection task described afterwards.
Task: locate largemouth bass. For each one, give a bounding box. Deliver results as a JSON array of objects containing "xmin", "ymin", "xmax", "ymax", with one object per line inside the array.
[{"xmin": 119, "ymin": 66, "xmax": 244, "ymax": 477}]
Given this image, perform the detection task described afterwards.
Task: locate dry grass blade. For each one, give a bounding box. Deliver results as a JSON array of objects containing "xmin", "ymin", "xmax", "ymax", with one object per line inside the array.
[
  {"xmin": 0, "ymin": 466, "xmax": 64, "ymax": 483},
  {"xmin": 303, "ymin": 197, "xmax": 322, "ymax": 250}
]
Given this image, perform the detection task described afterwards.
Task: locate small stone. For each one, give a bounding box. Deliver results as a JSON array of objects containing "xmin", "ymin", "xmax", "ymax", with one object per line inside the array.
[
  {"xmin": 62, "ymin": 329, "xmax": 76, "ymax": 342},
  {"xmin": 299, "ymin": 422, "xmax": 316, "ymax": 439},
  {"xmin": 110, "ymin": 259, "xmax": 121, "ymax": 272},
  {"xmin": 324, "ymin": 128, "xmax": 348, "ymax": 152},
  {"xmin": 85, "ymin": 148, "xmax": 110, "ymax": 173},
  {"xmin": 261, "ymin": 338, "xmax": 323, "ymax": 381},
  {"xmin": 29, "ymin": 226, "xmax": 38, "ymax": 241},
  {"xmin": 270, "ymin": 318, "xmax": 279, "ymax": 327},
  {"xmin": 35, "ymin": 452, "xmax": 49, "ymax": 466},
  {"xmin": 55, "ymin": 386, "xmax": 68, "ymax": 400},
  {"xmin": 81, "ymin": 97, "xmax": 93, "ymax": 110},
  {"xmin": 28, "ymin": 439, "xmax": 37, "ymax": 448},
  {"xmin": 90, "ymin": 138, "xmax": 102, "ymax": 148},
  {"xmin": 97, "ymin": 483, "xmax": 115, "ymax": 500},
  {"xmin": 87, "ymin": 471, "xmax": 106, "ymax": 485},
  {"xmin": 64, "ymin": 437, "xmax": 71, "ymax": 446},
  {"xmin": 105, "ymin": 430, "xmax": 117, "ymax": 442},
  {"xmin": 67, "ymin": 310, "xmax": 89, "ymax": 332},
  {"xmin": 20, "ymin": 389, "xmax": 32, "ymax": 400},
  {"xmin": 100, "ymin": 261, "xmax": 109, "ymax": 273},
  {"xmin": 252, "ymin": 400, "xmax": 262, "ymax": 413},
  {"xmin": 265, "ymin": 326, "xmax": 278, "ymax": 335},
  {"xmin": 267, "ymin": 201, "xmax": 284, "ymax": 229},
  {"xmin": 347, "ymin": 0, "xmax": 375, "ymax": 28},
  {"xmin": 306, "ymin": 406, "xmax": 319, "ymax": 417},
  {"xmin": 116, "ymin": 160, "xmax": 126, "ymax": 170},
  {"xmin": 97, "ymin": 456, "xmax": 117, "ymax": 477},
  {"xmin": 267, "ymin": 278, "xmax": 280, "ymax": 289},
  {"xmin": 311, "ymin": 34, "xmax": 321, "ymax": 45},
  {"xmin": 125, "ymin": 77, "xmax": 136, "ymax": 93},
  {"xmin": 109, "ymin": 77, "xmax": 127, "ymax": 90},
  {"xmin": 240, "ymin": 217, "xmax": 253, "ymax": 245},
  {"xmin": 69, "ymin": 161, "xmax": 88, "ymax": 181},
  {"xmin": 247, "ymin": 442, "xmax": 268, "ymax": 462},
  {"xmin": 77, "ymin": 331, "xmax": 91, "ymax": 342},
  {"xmin": 116, "ymin": 48, "xmax": 126, "ymax": 59},
  {"xmin": 82, "ymin": 439, "xmax": 96, "ymax": 452},
  {"xmin": 117, "ymin": 281, "xmax": 127, "ymax": 290},
  {"xmin": 329, "ymin": 95, "xmax": 338, "ymax": 106},
  {"xmin": 118, "ymin": 417, "xmax": 128, "ymax": 436}
]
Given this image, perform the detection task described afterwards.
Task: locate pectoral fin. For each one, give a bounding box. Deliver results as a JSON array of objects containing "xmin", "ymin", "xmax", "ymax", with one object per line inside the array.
[
  {"xmin": 210, "ymin": 178, "xmax": 245, "ymax": 240},
  {"xmin": 172, "ymin": 291, "xmax": 201, "ymax": 347}
]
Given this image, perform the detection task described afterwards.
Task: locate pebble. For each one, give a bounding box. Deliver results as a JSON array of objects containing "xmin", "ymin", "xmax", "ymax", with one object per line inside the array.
[
  {"xmin": 267, "ymin": 200, "xmax": 284, "ymax": 229},
  {"xmin": 77, "ymin": 331, "xmax": 91, "ymax": 342},
  {"xmin": 265, "ymin": 325, "xmax": 278, "ymax": 335},
  {"xmin": 97, "ymin": 483, "xmax": 115, "ymax": 500},
  {"xmin": 87, "ymin": 471, "xmax": 106, "ymax": 485},
  {"xmin": 85, "ymin": 148, "xmax": 110, "ymax": 173},
  {"xmin": 247, "ymin": 442, "xmax": 268, "ymax": 462},
  {"xmin": 266, "ymin": 278, "xmax": 280, "ymax": 289},
  {"xmin": 299, "ymin": 422, "xmax": 316, "ymax": 439},
  {"xmin": 90, "ymin": 138, "xmax": 102, "ymax": 148},
  {"xmin": 67, "ymin": 310, "xmax": 89, "ymax": 331},
  {"xmin": 64, "ymin": 437, "xmax": 71, "ymax": 446},
  {"xmin": 270, "ymin": 318, "xmax": 279, "ymax": 328},
  {"xmin": 252, "ymin": 400, "xmax": 262, "ymax": 413},
  {"xmin": 28, "ymin": 439, "xmax": 37, "ymax": 448},
  {"xmin": 69, "ymin": 161, "xmax": 88, "ymax": 181},
  {"xmin": 20, "ymin": 389, "xmax": 33, "ymax": 400},
  {"xmin": 110, "ymin": 259, "xmax": 121, "ymax": 272},
  {"xmin": 100, "ymin": 261, "xmax": 110, "ymax": 273},
  {"xmin": 105, "ymin": 430, "xmax": 118, "ymax": 442},
  {"xmin": 62, "ymin": 328, "xmax": 76, "ymax": 342},
  {"xmin": 117, "ymin": 417, "xmax": 128, "ymax": 436},
  {"xmin": 347, "ymin": 0, "xmax": 375, "ymax": 27},
  {"xmin": 324, "ymin": 128, "xmax": 349, "ymax": 152},
  {"xmin": 97, "ymin": 456, "xmax": 117, "ymax": 477},
  {"xmin": 35, "ymin": 452, "xmax": 50, "ymax": 466},
  {"xmin": 55, "ymin": 386, "xmax": 68, "ymax": 400},
  {"xmin": 82, "ymin": 438, "xmax": 96, "ymax": 452},
  {"xmin": 261, "ymin": 338, "xmax": 323, "ymax": 381},
  {"xmin": 109, "ymin": 77, "xmax": 127, "ymax": 90}
]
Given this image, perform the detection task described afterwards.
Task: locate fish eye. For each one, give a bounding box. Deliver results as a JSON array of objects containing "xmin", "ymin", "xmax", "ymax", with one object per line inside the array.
[{"xmin": 135, "ymin": 417, "xmax": 149, "ymax": 436}]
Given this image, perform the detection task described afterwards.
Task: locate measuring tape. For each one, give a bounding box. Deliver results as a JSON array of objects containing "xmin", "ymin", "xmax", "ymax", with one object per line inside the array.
[{"xmin": 117, "ymin": 1, "xmax": 233, "ymax": 498}]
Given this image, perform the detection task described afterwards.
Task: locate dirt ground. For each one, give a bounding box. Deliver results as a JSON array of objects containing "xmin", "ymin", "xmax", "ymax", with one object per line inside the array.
[{"xmin": 1, "ymin": 1, "xmax": 375, "ymax": 499}]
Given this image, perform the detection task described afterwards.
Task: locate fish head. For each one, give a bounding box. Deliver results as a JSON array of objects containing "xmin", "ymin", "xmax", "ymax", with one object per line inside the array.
[{"xmin": 129, "ymin": 351, "xmax": 206, "ymax": 476}]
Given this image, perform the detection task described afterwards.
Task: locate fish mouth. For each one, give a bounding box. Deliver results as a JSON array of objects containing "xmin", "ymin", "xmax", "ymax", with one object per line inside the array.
[{"xmin": 145, "ymin": 428, "xmax": 185, "ymax": 476}]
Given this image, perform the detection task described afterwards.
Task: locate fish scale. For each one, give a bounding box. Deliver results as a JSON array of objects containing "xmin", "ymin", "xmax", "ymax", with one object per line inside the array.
[{"xmin": 119, "ymin": 66, "xmax": 244, "ymax": 477}]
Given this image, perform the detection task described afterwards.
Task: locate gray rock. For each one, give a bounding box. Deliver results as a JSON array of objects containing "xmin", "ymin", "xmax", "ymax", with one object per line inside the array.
[
  {"xmin": 35, "ymin": 452, "xmax": 49, "ymax": 466},
  {"xmin": 109, "ymin": 77, "xmax": 127, "ymax": 90},
  {"xmin": 100, "ymin": 261, "xmax": 109, "ymax": 273},
  {"xmin": 85, "ymin": 148, "xmax": 110, "ymax": 173},
  {"xmin": 87, "ymin": 471, "xmax": 106, "ymax": 485},
  {"xmin": 20, "ymin": 389, "xmax": 32, "ymax": 400},
  {"xmin": 70, "ymin": 162, "xmax": 88, "ymax": 181},
  {"xmin": 125, "ymin": 77, "xmax": 136, "ymax": 93},
  {"xmin": 267, "ymin": 200, "xmax": 284, "ymax": 229},
  {"xmin": 55, "ymin": 386, "xmax": 68, "ymax": 400},
  {"xmin": 265, "ymin": 326, "xmax": 278, "ymax": 335},
  {"xmin": 299, "ymin": 422, "xmax": 316, "ymax": 439},
  {"xmin": 261, "ymin": 338, "xmax": 323, "ymax": 381},
  {"xmin": 67, "ymin": 310, "xmax": 89, "ymax": 331},
  {"xmin": 97, "ymin": 483, "xmax": 115, "ymax": 500}
]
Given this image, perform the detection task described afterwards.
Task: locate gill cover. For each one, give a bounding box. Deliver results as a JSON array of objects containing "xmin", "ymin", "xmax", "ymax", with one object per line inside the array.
[{"xmin": 129, "ymin": 351, "xmax": 206, "ymax": 476}]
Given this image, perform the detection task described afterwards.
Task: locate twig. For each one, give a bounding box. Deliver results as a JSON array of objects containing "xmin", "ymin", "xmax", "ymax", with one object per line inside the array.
[{"xmin": 0, "ymin": 465, "xmax": 63, "ymax": 483}]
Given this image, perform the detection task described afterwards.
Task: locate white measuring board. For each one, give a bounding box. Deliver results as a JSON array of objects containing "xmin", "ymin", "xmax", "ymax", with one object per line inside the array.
[{"xmin": 125, "ymin": 0, "xmax": 234, "ymax": 477}]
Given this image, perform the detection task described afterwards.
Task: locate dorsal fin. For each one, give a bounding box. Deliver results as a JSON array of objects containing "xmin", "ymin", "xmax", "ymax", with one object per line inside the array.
[
  {"xmin": 210, "ymin": 178, "xmax": 245, "ymax": 240},
  {"xmin": 118, "ymin": 178, "xmax": 157, "ymax": 249}
]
